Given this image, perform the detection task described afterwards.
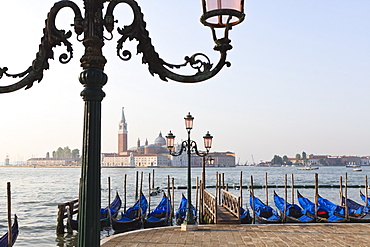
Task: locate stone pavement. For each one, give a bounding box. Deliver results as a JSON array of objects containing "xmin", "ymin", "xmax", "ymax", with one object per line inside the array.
[{"xmin": 101, "ymin": 223, "xmax": 370, "ymax": 246}]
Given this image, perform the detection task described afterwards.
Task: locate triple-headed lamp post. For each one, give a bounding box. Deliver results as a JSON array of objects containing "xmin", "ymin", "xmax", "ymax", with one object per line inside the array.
[
  {"xmin": 166, "ymin": 113, "xmax": 213, "ymax": 230},
  {"xmin": 0, "ymin": 0, "xmax": 244, "ymax": 245}
]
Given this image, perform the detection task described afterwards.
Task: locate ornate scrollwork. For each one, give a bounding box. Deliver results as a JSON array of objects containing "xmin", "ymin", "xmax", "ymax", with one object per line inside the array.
[
  {"xmin": 105, "ymin": 0, "xmax": 233, "ymax": 83},
  {"xmin": 0, "ymin": 1, "xmax": 83, "ymax": 93},
  {"xmin": 168, "ymin": 140, "xmax": 208, "ymax": 157}
]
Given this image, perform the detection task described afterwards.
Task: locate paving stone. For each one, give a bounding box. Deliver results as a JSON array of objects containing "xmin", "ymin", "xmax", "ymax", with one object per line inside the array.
[{"xmin": 101, "ymin": 224, "xmax": 370, "ymax": 246}]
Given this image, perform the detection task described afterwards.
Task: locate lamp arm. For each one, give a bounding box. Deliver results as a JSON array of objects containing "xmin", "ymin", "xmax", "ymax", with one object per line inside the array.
[
  {"xmin": 104, "ymin": 0, "xmax": 232, "ymax": 83},
  {"xmin": 168, "ymin": 141, "xmax": 188, "ymax": 157},
  {"xmin": 0, "ymin": 1, "xmax": 83, "ymax": 94},
  {"xmin": 190, "ymin": 141, "xmax": 209, "ymax": 157}
]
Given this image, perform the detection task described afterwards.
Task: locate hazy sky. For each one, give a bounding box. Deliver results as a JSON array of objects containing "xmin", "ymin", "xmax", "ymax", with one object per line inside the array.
[{"xmin": 0, "ymin": 0, "xmax": 369, "ymax": 165}]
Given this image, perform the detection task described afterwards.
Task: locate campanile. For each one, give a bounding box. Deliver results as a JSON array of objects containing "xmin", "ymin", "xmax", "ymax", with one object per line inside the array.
[{"xmin": 118, "ymin": 107, "xmax": 128, "ymax": 154}]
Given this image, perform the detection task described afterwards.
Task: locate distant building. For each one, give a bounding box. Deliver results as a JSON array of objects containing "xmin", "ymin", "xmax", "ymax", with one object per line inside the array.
[
  {"xmin": 26, "ymin": 158, "xmax": 79, "ymax": 166},
  {"xmin": 101, "ymin": 107, "xmax": 236, "ymax": 167},
  {"xmin": 260, "ymin": 154, "xmax": 370, "ymax": 167},
  {"xmin": 4, "ymin": 156, "xmax": 9, "ymax": 166}
]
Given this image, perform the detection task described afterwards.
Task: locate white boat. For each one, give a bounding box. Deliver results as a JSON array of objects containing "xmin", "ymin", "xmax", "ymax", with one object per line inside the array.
[
  {"xmin": 297, "ymin": 166, "xmax": 319, "ymax": 170},
  {"xmin": 346, "ymin": 164, "xmax": 361, "ymax": 168},
  {"xmin": 353, "ymin": 168, "xmax": 362, "ymax": 172}
]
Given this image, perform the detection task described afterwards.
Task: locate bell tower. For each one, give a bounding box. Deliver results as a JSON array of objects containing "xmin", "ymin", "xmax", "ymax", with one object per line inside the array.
[{"xmin": 118, "ymin": 107, "xmax": 128, "ymax": 154}]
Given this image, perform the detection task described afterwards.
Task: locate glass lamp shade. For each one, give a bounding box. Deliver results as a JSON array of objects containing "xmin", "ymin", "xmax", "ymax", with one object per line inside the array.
[
  {"xmin": 208, "ymin": 157, "xmax": 215, "ymax": 165},
  {"xmin": 203, "ymin": 131, "xmax": 213, "ymax": 150},
  {"xmin": 184, "ymin": 112, "xmax": 194, "ymax": 130},
  {"xmin": 201, "ymin": 0, "xmax": 245, "ymax": 28},
  {"xmin": 166, "ymin": 131, "xmax": 176, "ymax": 150}
]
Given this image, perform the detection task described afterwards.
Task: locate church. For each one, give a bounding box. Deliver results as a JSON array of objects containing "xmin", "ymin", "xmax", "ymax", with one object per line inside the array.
[
  {"xmin": 101, "ymin": 108, "xmax": 236, "ymax": 167},
  {"xmin": 102, "ymin": 108, "xmax": 171, "ymax": 167}
]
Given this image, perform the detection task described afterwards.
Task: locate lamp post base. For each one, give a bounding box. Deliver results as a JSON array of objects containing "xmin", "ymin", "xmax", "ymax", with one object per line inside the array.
[{"xmin": 181, "ymin": 223, "xmax": 198, "ymax": 231}]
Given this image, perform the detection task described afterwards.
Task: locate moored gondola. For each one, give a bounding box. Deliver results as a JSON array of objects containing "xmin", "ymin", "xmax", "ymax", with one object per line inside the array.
[
  {"xmin": 360, "ymin": 190, "xmax": 370, "ymax": 206},
  {"xmin": 249, "ymin": 192, "xmax": 281, "ymax": 224},
  {"xmin": 273, "ymin": 191, "xmax": 314, "ymax": 223},
  {"xmin": 341, "ymin": 196, "xmax": 370, "ymax": 223},
  {"xmin": 144, "ymin": 192, "xmax": 171, "ymax": 228},
  {"xmin": 0, "ymin": 215, "xmax": 19, "ymax": 247},
  {"xmin": 297, "ymin": 190, "xmax": 347, "ymax": 223},
  {"xmin": 175, "ymin": 194, "xmax": 196, "ymax": 225},
  {"xmin": 68, "ymin": 191, "xmax": 122, "ymax": 231},
  {"xmin": 112, "ymin": 193, "xmax": 148, "ymax": 233},
  {"xmin": 239, "ymin": 206, "xmax": 252, "ymax": 224}
]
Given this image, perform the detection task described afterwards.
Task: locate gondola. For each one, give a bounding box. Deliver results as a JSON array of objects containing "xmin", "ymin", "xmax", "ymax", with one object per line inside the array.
[
  {"xmin": 68, "ymin": 191, "xmax": 122, "ymax": 231},
  {"xmin": 297, "ymin": 190, "xmax": 347, "ymax": 223},
  {"xmin": 144, "ymin": 193, "xmax": 171, "ymax": 228},
  {"xmin": 341, "ymin": 196, "xmax": 370, "ymax": 223},
  {"xmin": 175, "ymin": 194, "xmax": 196, "ymax": 225},
  {"xmin": 239, "ymin": 207, "xmax": 252, "ymax": 224},
  {"xmin": 0, "ymin": 215, "xmax": 19, "ymax": 247},
  {"xmin": 249, "ymin": 192, "xmax": 281, "ymax": 224},
  {"xmin": 273, "ymin": 191, "xmax": 314, "ymax": 223},
  {"xmin": 360, "ymin": 190, "xmax": 370, "ymax": 205},
  {"xmin": 112, "ymin": 193, "xmax": 148, "ymax": 233}
]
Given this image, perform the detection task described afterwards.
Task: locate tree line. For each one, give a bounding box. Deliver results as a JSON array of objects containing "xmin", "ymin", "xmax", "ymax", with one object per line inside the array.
[
  {"xmin": 271, "ymin": 151, "xmax": 307, "ymax": 165},
  {"xmin": 46, "ymin": 146, "xmax": 80, "ymax": 159}
]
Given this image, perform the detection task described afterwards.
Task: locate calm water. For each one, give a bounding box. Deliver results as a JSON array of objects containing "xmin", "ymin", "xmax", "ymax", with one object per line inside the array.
[{"xmin": 0, "ymin": 166, "xmax": 369, "ymax": 246}]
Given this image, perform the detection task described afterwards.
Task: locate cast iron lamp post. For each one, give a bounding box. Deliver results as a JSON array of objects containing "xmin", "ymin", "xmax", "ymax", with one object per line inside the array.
[
  {"xmin": 0, "ymin": 0, "xmax": 244, "ymax": 246},
  {"xmin": 166, "ymin": 113, "xmax": 213, "ymax": 230}
]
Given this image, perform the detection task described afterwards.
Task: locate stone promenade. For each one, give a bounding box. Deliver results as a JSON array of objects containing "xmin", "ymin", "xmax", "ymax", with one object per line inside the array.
[{"xmin": 101, "ymin": 223, "xmax": 370, "ymax": 246}]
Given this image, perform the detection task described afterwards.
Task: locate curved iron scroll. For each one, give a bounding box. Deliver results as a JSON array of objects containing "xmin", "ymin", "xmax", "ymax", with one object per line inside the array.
[
  {"xmin": 0, "ymin": 1, "xmax": 83, "ymax": 93},
  {"xmin": 168, "ymin": 140, "xmax": 208, "ymax": 157},
  {"xmin": 105, "ymin": 0, "xmax": 232, "ymax": 83}
]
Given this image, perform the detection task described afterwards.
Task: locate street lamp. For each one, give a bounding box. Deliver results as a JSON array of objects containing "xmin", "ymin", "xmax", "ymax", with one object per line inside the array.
[
  {"xmin": 166, "ymin": 113, "xmax": 213, "ymax": 231},
  {"xmin": 0, "ymin": 0, "xmax": 244, "ymax": 246}
]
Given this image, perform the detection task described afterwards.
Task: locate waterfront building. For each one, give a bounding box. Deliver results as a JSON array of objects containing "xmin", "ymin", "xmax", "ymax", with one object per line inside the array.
[
  {"xmin": 101, "ymin": 107, "xmax": 236, "ymax": 167},
  {"xmin": 26, "ymin": 158, "xmax": 79, "ymax": 166}
]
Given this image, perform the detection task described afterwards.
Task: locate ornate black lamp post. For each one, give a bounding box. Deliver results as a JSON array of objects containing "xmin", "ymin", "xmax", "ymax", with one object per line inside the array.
[
  {"xmin": 0, "ymin": 0, "xmax": 244, "ymax": 245},
  {"xmin": 166, "ymin": 113, "xmax": 213, "ymax": 230}
]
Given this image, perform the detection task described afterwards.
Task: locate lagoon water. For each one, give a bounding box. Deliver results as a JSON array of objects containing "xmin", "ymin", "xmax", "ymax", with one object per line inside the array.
[{"xmin": 0, "ymin": 166, "xmax": 369, "ymax": 246}]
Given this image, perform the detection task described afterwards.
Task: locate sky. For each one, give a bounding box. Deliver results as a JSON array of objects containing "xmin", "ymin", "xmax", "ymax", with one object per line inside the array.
[{"xmin": 0, "ymin": 0, "xmax": 369, "ymax": 165}]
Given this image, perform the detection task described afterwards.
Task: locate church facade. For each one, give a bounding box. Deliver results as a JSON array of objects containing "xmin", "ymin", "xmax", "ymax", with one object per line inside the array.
[{"xmin": 101, "ymin": 108, "xmax": 235, "ymax": 167}]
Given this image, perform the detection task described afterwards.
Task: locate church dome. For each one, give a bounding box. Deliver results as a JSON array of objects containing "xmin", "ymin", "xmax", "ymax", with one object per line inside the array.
[{"xmin": 154, "ymin": 132, "xmax": 166, "ymax": 146}]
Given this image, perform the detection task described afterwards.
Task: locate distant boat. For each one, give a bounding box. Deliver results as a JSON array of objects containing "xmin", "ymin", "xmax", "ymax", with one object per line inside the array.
[
  {"xmin": 353, "ymin": 168, "xmax": 362, "ymax": 172},
  {"xmin": 346, "ymin": 164, "xmax": 361, "ymax": 168},
  {"xmin": 297, "ymin": 165, "xmax": 319, "ymax": 170}
]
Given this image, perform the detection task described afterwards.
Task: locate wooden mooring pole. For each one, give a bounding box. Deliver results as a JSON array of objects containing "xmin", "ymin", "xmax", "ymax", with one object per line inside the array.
[
  {"xmin": 148, "ymin": 173, "xmax": 151, "ymax": 214},
  {"xmin": 140, "ymin": 172, "xmax": 143, "ymax": 194},
  {"xmin": 240, "ymin": 171, "xmax": 243, "ymax": 208},
  {"xmin": 284, "ymin": 174, "xmax": 287, "ymax": 222},
  {"xmin": 171, "ymin": 177, "xmax": 175, "ymax": 223},
  {"xmin": 216, "ymin": 172, "xmax": 219, "ymax": 205},
  {"xmin": 152, "ymin": 169, "xmax": 155, "ymax": 189},
  {"xmin": 123, "ymin": 174, "xmax": 127, "ymax": 213},
  {"xmin": 345, "ymin": 172, "xmax": 348, "ymax": 220},
  {"xmin": 108, "ymin": 177, "xmax": 111, "ymax": 208},
  {"xmin": 135, "ymin": 171, "xmax": 139, "ymax": 200},
  {"xmin": 314, "ymin": 173, "xmax": 318, "ymax": 220},
  {"xmin": 291, "ymin": 174, "xmax": 295, "ymax": 204},
  {"xmin": 265, "ymin": 172, "xmax": 268, "ymax": 205},
  {"xmin": 250, "ymin": 175, "xmax": 255, "ymax": 224},
  {"xmin": 339, "ymin": 176, "xmax": 343, "ymax": 205},
  {"xmin": 7, "ymin": 182, "xmax": 12, "ymax": 247},
  {"xmin": 366, "ymin": 175, "xmax": 369, "ymax": 207},
  {"xmin": 196, "ymin": 176, "xmax": 199, "ymax": 222}
]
